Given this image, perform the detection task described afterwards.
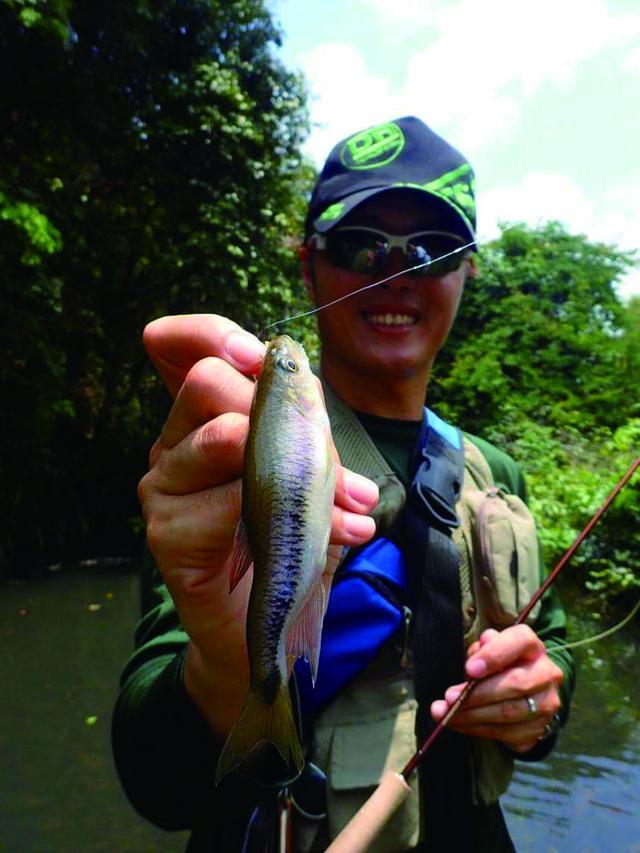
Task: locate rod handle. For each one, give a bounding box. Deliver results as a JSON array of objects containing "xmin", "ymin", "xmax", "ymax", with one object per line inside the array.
[{"xmin": 325, "ymin": 771, "xmax": 412, "ymax": 853}]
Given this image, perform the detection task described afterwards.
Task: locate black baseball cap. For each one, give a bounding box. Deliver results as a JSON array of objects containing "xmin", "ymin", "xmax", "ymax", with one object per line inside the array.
[{"xmin": 305, "ymin": 116, "xmax": 477, "ymax": 247}]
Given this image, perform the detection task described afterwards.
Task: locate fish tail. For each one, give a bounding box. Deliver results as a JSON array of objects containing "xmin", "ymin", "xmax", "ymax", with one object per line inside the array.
[{"xmin": 215, "ymin": 674, "xmax": 303, "ymax": 786}]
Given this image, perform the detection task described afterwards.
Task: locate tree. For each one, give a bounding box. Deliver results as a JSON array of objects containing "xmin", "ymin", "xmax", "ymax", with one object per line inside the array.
[
  {"xmin": 431, "ymin": 222, "xmax": 638, "ymax": 433},
  {"xmin": 0, "ymin": 0, "xmax": 311, "ymax": 573},
  {"xmin": 430, "ymin": 223, "xmax": 639, "ymax": 603}
]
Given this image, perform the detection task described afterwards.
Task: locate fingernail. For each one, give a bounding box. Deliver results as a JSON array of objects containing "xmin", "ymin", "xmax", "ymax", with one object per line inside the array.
[
  {"xmin": 344, "ymin": 513, "xmax": 376, "ymax": 540},
  {"xmin": 445, "ymin": 687, "xmax": 462, "ymax": 703},
  {"xmin": 466, "ymin": 658, "xmax": 487, "ymax": 678},
  {"xmin": 224, "ymin": 331, "xmax": 265, "ymax": 367},
  {"xmin": 343, "ymin": 471, "xmax": 379, "ymax": 507}
]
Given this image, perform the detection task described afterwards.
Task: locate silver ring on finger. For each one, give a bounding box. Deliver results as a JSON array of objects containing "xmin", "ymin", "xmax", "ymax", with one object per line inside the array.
[
  {"xmin": 525, "ymin": 696, "xmax": 537, "ymax": 717},
  {"xmin": 538, "ymin": 713, "xmax": 560, "ymax": 741},
  {"xmin": 539, "ymin": 722, "xmax": 553, "ymax": 740}
]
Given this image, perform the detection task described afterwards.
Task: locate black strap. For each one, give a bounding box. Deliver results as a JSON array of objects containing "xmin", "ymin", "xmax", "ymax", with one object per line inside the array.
[{"xmin": 404, "ymin": 413, "xmax": 474, "ymax": 847}]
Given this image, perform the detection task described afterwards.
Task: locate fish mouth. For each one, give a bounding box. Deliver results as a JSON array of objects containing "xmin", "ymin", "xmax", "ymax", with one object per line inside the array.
[{"xmin": 361, "ymin": 309, "xmax": 420, "ymax": 329}]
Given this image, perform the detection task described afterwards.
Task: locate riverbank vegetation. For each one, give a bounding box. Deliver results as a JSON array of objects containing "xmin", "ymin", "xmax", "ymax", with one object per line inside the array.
[
  {"xmin": 430, "ymin": 223, "xmax": 640, "ymax": 606},
  {"xmin": 1, "ymin": 1, "xmax": 638, "ymax": 608}
]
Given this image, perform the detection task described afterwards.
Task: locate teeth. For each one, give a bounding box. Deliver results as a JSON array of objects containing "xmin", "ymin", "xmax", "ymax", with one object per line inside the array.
[{"xmin": 365, "ymin": 313, "xmax": 417, "ymax": 326}]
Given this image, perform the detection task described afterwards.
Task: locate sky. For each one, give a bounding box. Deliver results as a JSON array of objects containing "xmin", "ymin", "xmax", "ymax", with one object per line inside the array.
[{"xmin": 272, "ymin": 0, "xmax": 640, "ymax": 300}]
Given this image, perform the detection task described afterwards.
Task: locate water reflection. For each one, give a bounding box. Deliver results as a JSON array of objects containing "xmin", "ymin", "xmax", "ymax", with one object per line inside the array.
[
  {"xmin": 504, "ymin": 602, "xmax": 640, "ymax": 852},
  {"xmin": 2, "ymin": 568, "xmax": 639, "ymax": 851}
]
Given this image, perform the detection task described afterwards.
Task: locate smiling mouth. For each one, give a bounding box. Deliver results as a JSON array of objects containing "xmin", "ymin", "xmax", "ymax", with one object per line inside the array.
[{"xmin": 362, "ymin": 312, "xmax": 419, "ymax": 327}]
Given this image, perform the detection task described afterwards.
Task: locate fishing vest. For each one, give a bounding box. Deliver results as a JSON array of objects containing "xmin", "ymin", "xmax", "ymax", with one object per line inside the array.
[{"xmin": 297, "ymin": 381, "xmax": 542, "ymax": 852}]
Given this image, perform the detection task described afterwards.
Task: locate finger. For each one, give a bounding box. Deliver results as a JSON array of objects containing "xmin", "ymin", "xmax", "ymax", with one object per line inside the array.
[
  {"xmin": 438, "ymin": 691, "xmax": 550, "ymax": 728},
  {"xmin": 467, "ymin": 640, "xmax": 480, "ymax": 657},
  {"xmin": 445, "ymin": 716, "xmax": 546, "ymax": 749},
  {"xmin": 337, "ymin": 467, "xmax": 379, "ymax": 513},
  {"xmin": 144, "ymin": 458, "xmax": 375, "ymax": 567},
  {"xmin": 145, "ymin": 480, "xmax": 242, "ymax": 572},
  {"xmin": 143, "ymin": 314, "xmax": 265, "ymax": 396},
  {"xmin": 161, "ymin": 357, "xmax": 256, "ymax": 449},
  {"xmin": 479, "ymin": 628, "xmax": 500, "ymax": 645},
  {"xmin": 509, "ymin": 735, "xmax": 547, "ymax": 753},
  {"xmin": 444, "ymin": 655, "xmax": 563, "ymax": 710},
  {"xmin": 151, "ymin": 417, "xmax": 378, "ymax": 514},
  {"xmin": 465, "ymin": 624, "xmax": 544, "ymax": 679},
  {"xmin": 331, "ymin": 505, "xmax": 376, "ymax": 547},
  {"xmin": 466, "ymin": 630, "xmax": 500, "ymax": 660},
  {"xmin": 147, "ymin": 412, "xmax": 249, "ymax": 496}
]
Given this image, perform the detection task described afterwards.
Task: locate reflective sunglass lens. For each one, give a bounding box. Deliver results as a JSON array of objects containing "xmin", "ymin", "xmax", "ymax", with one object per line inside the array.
[
  {"xmin": 326, "ymin": 231, "xmax": 388, "ymax": 274},
  {"xmin": 411, "ymin": 236, "xmax": 465, "ymax": 276},
  {"xmin": 323, "ymin": 230, "xmax": 467, "ymax": 276},
  {"xmin": 407, "ymin": 243, "xmax": 431, "ymax": 274}
]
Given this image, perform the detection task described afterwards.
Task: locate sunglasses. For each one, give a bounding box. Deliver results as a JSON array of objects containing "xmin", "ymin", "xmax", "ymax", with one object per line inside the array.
[{"xmin": 312, "ymin": 226, "xmax": 470, "ymax": 277}]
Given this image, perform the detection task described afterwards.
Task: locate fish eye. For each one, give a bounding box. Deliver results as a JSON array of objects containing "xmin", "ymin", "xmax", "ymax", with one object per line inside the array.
[{"xmin": 274, "ymin": 353, "xmax": 299, "ymax": 373}]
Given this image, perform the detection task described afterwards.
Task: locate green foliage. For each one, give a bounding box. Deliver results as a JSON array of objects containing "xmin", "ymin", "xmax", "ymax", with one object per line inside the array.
[
  {"xmin": 2, "ymin": 0, "xmax": 73, "ymax": 40},
  {"xmin": 431, "ymin": 224, "xmax": 639, "ymax": 605},
  {"xmin": 0, "ymin": 191, "xmax": 63, "ymax": 264},
  {"xmin": 432, "ymin": 222, "xmax": 637, "ymax": 432},
  {"xmin": 487, "ymin": 412, "xmax": 639, "ymax": 603},
  {"xmin": 0, "ymin": 0, "xmax": 312, "ymax": 573}
]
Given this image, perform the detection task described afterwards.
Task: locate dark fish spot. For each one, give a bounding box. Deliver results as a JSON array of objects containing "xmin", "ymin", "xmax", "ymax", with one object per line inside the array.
[{"xmin": 262, "ymin": 668, "xmax": 281, "ymax": 705}]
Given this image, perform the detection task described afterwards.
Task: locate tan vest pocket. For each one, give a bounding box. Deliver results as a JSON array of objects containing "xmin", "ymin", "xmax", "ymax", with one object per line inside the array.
[{"xmin": 322, "ymin": 702, "xmax": 420, "ymax": 852}]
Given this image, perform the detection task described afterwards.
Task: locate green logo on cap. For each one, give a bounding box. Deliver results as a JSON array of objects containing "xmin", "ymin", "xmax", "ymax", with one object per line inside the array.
[
  {"xmin": 423, "ymin": 164, "xmax": 476, "ymax": 223},
  {"xmin": 341, "ymin": 122, "xmax": 405, "ymax": 170},
  {"xmin": 318, "ymin": 201, "xmax": 346, "ymax": 222},
  {"xmin": 395, "ymin": 164, "xmax": 476, "ymax": 227}
]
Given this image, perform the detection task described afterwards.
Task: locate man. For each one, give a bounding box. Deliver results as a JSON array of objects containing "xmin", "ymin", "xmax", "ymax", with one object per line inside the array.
[{"xmin": 113, "ymin": 117, "xmax": 574, "ymax": 851}]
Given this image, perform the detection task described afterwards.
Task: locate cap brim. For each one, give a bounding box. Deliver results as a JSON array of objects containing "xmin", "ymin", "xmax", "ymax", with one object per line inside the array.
[{"xmin": 313, "ymin": 186, "xmax": 476, "ymax": 249}]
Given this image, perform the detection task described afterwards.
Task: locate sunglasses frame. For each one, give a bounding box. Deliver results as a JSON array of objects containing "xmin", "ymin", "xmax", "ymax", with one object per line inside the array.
[{"xmin": 311, "ymin": 226, "xmax": 469, "ymax": 277}]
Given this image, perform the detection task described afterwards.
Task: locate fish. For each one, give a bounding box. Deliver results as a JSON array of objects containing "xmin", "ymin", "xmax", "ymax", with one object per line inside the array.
[{"xmin": 215, "ymin": 335, "xmax": 336, "ymax": 785}]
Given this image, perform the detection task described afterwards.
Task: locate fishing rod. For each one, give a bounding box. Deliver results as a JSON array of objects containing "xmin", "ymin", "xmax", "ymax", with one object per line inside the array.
[{"xmin": 326, "ymin": 455, "xmax": 640, "ymax": 853}]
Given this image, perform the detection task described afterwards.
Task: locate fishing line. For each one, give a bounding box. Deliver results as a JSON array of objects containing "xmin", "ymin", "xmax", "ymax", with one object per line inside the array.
[
  {"xmin": 257, "ymin": 225, "xmax": 517, "ymax": 341},
  {"xmin": 549, "ymin": 594, "xmax": 640, "ymax": 652}
]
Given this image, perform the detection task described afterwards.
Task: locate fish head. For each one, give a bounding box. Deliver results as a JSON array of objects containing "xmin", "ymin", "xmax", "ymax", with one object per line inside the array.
[
  {"xmin": 264, "ymin": 335, "xmax": 310, "ymax": 376},
  {"xmin": 260, "ymin": 335, "xmax": 322, "ymax": 416}
]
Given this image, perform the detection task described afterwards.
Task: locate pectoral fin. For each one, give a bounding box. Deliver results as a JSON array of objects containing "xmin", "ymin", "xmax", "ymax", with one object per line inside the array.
[
  {"xmin": 227, "ymin": 516, "xmax": 253, "ymax": 594},
  {"xmin": 286, "ymin": 582, "xmax": 326, "ymax": 684}
]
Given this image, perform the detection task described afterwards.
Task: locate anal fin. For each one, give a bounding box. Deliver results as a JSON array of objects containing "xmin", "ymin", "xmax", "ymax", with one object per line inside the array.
[{"xmin": 286, "ymin": 582, "xmax": 326, "ymax": 684}]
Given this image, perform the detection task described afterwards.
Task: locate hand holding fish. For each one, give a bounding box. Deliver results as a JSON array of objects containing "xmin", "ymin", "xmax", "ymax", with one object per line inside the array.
[
  {"xmin": 430, "ymin": 624, "xmax": 563, "ymax": 752},
  {"xmin": 138, "ymin": 314, "xmax": 379, "ymax": 751}
]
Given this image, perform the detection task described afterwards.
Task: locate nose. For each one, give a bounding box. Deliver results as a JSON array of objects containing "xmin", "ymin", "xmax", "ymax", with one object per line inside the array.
[{"xmin": 379, "ymin": 248, "xmax": 416, "ymax": 289}]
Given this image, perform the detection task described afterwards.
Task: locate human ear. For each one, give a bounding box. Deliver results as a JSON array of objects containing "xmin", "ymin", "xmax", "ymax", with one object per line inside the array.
[{"xmin": 465, "ymin": 254, "xmax": 479, "ymax": 279}]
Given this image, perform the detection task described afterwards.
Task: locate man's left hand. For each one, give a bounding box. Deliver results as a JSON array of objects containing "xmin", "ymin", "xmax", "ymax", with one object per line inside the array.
[{"xmin": 430, "ymin": 624, "xmax": 563, "ymax": 753}]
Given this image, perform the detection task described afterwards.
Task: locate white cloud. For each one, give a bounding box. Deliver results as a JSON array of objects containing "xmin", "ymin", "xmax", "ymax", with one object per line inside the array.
[
  {"xmin": 479, "ymin": 172, "xmax": 640, "ymax": 298},
  {"xmin": 298, "ymin": 0, "xmax": 640, "ymax": 162},
  {"xmin": 601, "ymin": 181, "xmax": 640, "ymax": 300},
  {"xmin": 298, "ymin": 43, "xmax": 411, "ymax": 164},
  {"xmin": 358, "ymin": 0, "xmax": 640, "ymax": 72},
  {"xmin": 478, "ymin": 173, "xmax": 595, "ymax": 238},
  {"xmin": 624, "ymin": 43, "xmax": 640, "ymax": 74}
]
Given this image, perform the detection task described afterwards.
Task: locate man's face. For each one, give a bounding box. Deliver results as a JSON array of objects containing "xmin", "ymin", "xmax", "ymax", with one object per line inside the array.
[{"xmin": 302, "ymin": 190, "xmax": 476, "ymax": 384}]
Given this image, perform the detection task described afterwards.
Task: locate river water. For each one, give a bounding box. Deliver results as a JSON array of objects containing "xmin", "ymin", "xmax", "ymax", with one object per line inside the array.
[
  {"xmin": 503, "ymin": 599, "xmax": 640, "ymax": 851},
  {"xmin": 1, "ymin": 566, "xmax": 638, "ymax": 851}
]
